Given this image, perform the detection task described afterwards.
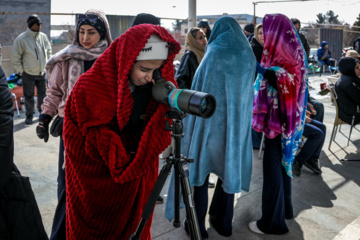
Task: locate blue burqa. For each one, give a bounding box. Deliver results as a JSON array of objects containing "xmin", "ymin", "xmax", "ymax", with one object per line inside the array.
[{"xmin": 165, "ymin": 16, "xmax": 256, "ymax": 220}]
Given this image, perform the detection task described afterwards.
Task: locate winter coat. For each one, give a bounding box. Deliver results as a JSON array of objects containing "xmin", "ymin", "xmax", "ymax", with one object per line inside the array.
[
  {"xmin": 250, "ymin": 37, "xmax": 264, "ymax": 81},
  {"xmin": 0, "ymin": 66, "xmax": 13, "ymax": 188},
  {"xmin": 175, "ymin": 50, "xmax": 199, "ymax": 89},
  {"xmin": 11, "ymin": 28, "xmax": 51, "ymax": 76},
  {"xmin": 40, "ymin": 9, "xmax": 112, "ymax": 118},
  {"xmin": 0, "ymin": 165, "xmax": 48, "ymax": 240},
  {"xmin": 298, "ymin": 32, "xmax": 310, "ymax": 60},
  {"xmin": 63, "ymin": 24, "xmax": 180, "ymax": 239},
  {"xmin": 317, "ymin": 41, "xmax": 331, "ymax": 61},
  {"xmin": 250, "ymin": 37, "xmax": 263, "ymax": 64},
  {"xmin": 335, "ymin": 74, "xmax": 360, "ymax": 125}
]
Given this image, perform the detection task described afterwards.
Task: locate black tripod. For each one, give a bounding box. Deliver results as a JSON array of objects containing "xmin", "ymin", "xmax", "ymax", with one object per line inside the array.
[{"xmin": 130, "ymin": 109, "xmax": 201, "ymax": 240}]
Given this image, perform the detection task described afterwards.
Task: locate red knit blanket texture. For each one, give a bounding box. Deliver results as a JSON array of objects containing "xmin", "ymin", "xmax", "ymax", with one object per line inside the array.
[{"xmin": 63, "ymin": 24, "xmax": 180, "ymax": 239}]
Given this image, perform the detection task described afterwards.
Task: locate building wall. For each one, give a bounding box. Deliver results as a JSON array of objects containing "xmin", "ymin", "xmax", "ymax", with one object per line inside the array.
[{"xmin": 0, "ymin": 0, "xmax": 51, "ymax": 46}]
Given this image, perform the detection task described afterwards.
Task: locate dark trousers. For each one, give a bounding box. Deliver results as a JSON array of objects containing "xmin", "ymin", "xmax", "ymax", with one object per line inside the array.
[
  {"xmin": 50, "ymin": 136, "xmax": 66, "ymax": 240},
  {"xmin": 257, "ymin": 135, "xmax": 292, "ymax": 234},
  {"xmin": 193, "ymin": 176, "xmax": 234, "ymax": 235},
  {"xmin": 308, "ymin": 97, "xmax": 324, "ymax": 122},
  {"xmin": 296, "ymin": 120, "xmax": 326, "ymax": 164},
  {"xmin": 252, "ymin": 129, "xmax": 262, "ymax": 148},
  {"xmin": 323, "ymin": 59, "xmax": 335, "ymax": 67},
  {"xmin": 22, "ymin": 72, "xmax": 46, "ymax": 116}
]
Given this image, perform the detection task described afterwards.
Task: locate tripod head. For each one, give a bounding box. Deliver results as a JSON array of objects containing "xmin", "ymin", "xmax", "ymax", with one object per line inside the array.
[
  {"xmin": 165, "ymin": 108, "xmax": 187, "ymax": 121},
  {"xmin": 165, "ymin": 108, "xmax": 187, "ymax": 133}
]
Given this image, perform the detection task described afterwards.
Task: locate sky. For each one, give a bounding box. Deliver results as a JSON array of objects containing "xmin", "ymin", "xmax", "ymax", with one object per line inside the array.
[{"xmin": 50, "ymin": 0, "xmax": 360, "ymax": 29}]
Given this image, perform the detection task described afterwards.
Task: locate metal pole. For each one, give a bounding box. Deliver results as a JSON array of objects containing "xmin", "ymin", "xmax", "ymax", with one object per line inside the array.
[
  {"xmin": 188, "ymin": 0, "xmax": 196, "ymax": 30},
  {"xmin": 253, "ymin": 2, "xmax": 257, "ymax": 24}
]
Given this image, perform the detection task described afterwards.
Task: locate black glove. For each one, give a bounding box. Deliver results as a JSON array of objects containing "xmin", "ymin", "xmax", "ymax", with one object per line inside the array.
[
  {"xmin": 36, "ymin": 114, "xmax": 52, "ymax": 143},
  {"xmin": 264, "ymin": 69, "xmax": 278, "ymax": 90}
]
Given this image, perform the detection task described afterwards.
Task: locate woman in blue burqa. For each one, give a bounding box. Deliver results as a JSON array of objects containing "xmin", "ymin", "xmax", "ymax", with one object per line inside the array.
[{"xmin": 165, "ymin": 16, "xmax": 256, "ymax": 239}]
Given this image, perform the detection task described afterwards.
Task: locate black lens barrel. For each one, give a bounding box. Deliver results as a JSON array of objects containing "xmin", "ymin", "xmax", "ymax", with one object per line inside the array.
[{"xmin": 152, "ymin": 79, "xmax": 216, "ymax": 119}]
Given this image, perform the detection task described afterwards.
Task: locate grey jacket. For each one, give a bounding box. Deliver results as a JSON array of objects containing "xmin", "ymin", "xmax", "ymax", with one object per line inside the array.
[{"xmin": 11, "ymin": 28, "xmax": 51, "ymax": 76}]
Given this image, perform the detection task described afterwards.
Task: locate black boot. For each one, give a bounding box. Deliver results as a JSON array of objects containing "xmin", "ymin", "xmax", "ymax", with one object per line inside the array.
[
  {"xmin": 25, "ymin": 115, "xmax": 33, "ymax": 125},
  {"xmin": 156, "ymin": 196, "xmax": 164, "ymax": 204},
  {"xmin": 304, "ymin": 157, "xmax": 322, "ymax": 174},
  {"xmin": 292, "ymin": 159, "xmax": 302, "ymax": 177}
]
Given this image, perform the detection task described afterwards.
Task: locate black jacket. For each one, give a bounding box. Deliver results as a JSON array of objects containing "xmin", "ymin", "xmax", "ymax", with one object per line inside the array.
[
  {"xmin": 175, "ymin": 51, "xmax": 199, "ymax": 89},
  {"xmin": 0, "ymin": 66, "xmax": 14, "ymax": 188},
  {"xmin": 250, "ymin": 37, "xmax": 264, "ymax": 64},
  {"xmin": 250, "ymin": 38, "xmax": 264, "ymax": 81},
  {"xmin": 298, "ymin": 32, "xmax": 310, "ymax": 60},
  {"xmin": 335, "ymin": 74, "xmax": 360, "ymax": 125}
]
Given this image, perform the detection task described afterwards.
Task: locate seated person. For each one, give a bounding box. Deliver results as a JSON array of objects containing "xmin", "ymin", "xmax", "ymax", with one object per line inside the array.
[
  {"xmin": 293, "ymin": 111, "xmax": 326, "ymax": 177},
  {"xmin": 308, "ymin": 93, "xmax": 324, "ymax": 122},
  {"xmin": 345, "ymin": 49, "xmax": 360, "ymax": 61},
  {"xmin": 353, "ymin": 37, "xmax": 360, "ymax": 54},
  {"xmin": 317, "ymin": 41, "xmax": 336, "ymax": 68},
  {"xmin": 334, "ymin": 57, "xmax": 360, "ymax": 125}
]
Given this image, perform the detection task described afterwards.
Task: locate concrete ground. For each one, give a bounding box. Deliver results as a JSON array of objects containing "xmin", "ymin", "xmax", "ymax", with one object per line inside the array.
[{"xmin": 12, "ymin": 72, "xmax": 360, "ymax": 240}]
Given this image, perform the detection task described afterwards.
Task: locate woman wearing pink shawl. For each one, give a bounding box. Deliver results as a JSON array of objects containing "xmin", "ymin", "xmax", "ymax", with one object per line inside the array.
[{"xmin": 249, "ymin": 14, "xmax": 308, "ymax": 234}]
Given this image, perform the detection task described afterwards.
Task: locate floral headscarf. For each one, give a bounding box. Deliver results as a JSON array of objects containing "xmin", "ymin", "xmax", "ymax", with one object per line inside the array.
[{"xmin": 253, "ymin": 14, "xmax": 308, "ymax": 177}]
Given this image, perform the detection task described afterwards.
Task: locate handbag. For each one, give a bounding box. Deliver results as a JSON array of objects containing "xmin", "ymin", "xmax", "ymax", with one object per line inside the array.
[
  {"xmin": 50, "ymin": 115, "xmax": 64, "ymax": 137},
  {"xmin": 0, "ymin": 164, "xmax": 48, "ymax": 240}
]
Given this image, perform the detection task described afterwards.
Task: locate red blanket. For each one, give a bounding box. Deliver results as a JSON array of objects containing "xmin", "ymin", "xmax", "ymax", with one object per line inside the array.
[{"xmin": 63, "ymin": 24, "xmax": 180, "ymax": 239}]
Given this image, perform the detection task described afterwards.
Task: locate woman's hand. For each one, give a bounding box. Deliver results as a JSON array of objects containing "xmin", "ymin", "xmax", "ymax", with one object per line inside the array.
[
  {"xmin": 305, "ymin": 110, "xmax": 312, "ymax": 123},
  {"xmin": 308, "ymin": 103, "xmax": 317, "ymax": 115}
]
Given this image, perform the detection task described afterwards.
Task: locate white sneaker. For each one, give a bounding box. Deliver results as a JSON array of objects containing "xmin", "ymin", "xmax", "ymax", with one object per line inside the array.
[
  {"xmin": 208, "ymin": 178, "xmax": 215, "ymax": 188},
  {"xmin": 248, "ymin": 221, "xmax": 264, "ymax": 234}
]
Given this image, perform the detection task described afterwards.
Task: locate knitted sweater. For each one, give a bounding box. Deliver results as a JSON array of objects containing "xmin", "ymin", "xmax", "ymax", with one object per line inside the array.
[{"xmin": 63, "ymin": 24, "xmax": 180, "ymax": 239}]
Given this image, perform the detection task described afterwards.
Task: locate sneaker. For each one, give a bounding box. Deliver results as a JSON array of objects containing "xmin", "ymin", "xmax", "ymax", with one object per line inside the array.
[
  {"xmin": 25, "ymin": 115, "xmax": 33, "ymax": 125},
  {"xmin": 292, "ymin": 159, "xmax": 302, "ymax": 177},
  {"xmin": 208, "ymin": 178, "xmax": 215, "ymax": 188},
  {"xmin": 156, "ymin": 196, "xmax": 164, "ymax": 204},
  {"xmin": 248, "ymin": 221, "xmax": 264, "ymax": 234},
  {"xmin": 304, "ymin": 157, "xmax": 322, "ymax": 174}
]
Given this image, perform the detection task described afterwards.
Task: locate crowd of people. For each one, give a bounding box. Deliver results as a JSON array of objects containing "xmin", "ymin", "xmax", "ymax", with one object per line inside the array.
[{"xmin": 1, "ymin": 8, "xmax": 360, "ymax": 240}]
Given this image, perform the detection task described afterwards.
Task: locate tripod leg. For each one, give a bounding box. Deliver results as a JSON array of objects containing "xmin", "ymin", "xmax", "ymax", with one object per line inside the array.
[
  {"xmin": 173, "ymin": 166, "xmax": 181, "ymax": 227},
  {"xmin": 177, "ymin": 159, "xmax": 202, "ymax": 240},
  {"xmin": 129, "ymin": 160, "xmax": 173, "ymax": 240}
]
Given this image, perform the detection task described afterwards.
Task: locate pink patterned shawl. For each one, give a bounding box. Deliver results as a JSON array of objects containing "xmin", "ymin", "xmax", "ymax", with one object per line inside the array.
[{"xmin": 252, "ymin": 14, "xmax": 308, "ymax": 177}]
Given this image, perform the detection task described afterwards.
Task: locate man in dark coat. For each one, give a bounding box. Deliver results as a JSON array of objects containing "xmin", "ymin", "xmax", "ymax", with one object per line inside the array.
[
  {"xmin": 291, "ymin": 18, "xmax": 310, "ymax": 60},
  {"xmin": 0, "ymin": 66, "xmax": 13, "ymax": 188}
]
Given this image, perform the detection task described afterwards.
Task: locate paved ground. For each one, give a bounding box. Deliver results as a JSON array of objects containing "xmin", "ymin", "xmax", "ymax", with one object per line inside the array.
[{"xmin": 12, "ymin": 72, "xmax": 360, "ymax": 239}]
